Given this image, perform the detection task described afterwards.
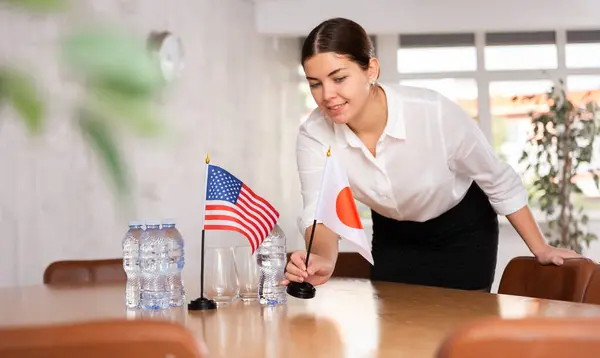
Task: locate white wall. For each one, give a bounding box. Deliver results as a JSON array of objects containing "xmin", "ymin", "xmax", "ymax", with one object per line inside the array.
[
  {"xmin": 0, "ymin": 0, "xmax": 304, "ymax": 287},
  {"xmin": 255, "ymin": 0, "xmax": 600, "ymax": 35}
]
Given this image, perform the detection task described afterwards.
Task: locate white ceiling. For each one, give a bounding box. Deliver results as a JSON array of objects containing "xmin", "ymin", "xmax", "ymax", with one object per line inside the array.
[{"xmin": 254, "ymin": 0, "xmax": 600, "ymax": 35}]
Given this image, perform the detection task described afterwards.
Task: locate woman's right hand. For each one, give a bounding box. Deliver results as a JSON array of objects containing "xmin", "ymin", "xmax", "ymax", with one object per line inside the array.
[{"xmin": 282, "ymin": 250, "xmax": 335, "ymax": 287}]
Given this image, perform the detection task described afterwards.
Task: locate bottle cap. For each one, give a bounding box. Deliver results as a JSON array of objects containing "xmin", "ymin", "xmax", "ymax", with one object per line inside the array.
[
  {"xmin": 161, "ymin": 218, "xmax": 176, "ymax": 226},
  {"xmin": 145, "ymin": 220, "xmax": 161, "ymax": 227},
  {"xmin": 128, "ymin": 220, "xmax": 144, "ymax": 227}
]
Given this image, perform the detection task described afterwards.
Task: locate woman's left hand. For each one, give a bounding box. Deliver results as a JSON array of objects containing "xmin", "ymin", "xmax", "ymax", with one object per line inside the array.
[{"xmin": 535, "ymin": 244, "xmax": 584, "ymax": 265}]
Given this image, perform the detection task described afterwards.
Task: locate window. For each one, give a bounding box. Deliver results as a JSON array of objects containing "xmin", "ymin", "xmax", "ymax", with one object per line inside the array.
[
  {"xmin": 298, "ymin": 82, "xmax": 317, "ymax": 124},
  {"xmin": 566, "ymin": 30, "xmax": 600, "ymax": 69},
  {"xmin": 567, "ymin": 75, "xmax": 600, "ymax": 106},
  {"xmin": 400, "ymin": 78, "xmax": 478, "ymax": 119},
  {"xmin": 397, "ymin": 33, "xmax": 477, "ymax": 73},
  {"xmin": 489, "ymin": 80, "xmax": 554, "ymax": 171},
  {"xmin": 485, "ymin": 32, "xmax": 557, "ymax": 70},
  {"xmin": 566, "ymin": 75, "xmax": 600, "ymax": 201}
]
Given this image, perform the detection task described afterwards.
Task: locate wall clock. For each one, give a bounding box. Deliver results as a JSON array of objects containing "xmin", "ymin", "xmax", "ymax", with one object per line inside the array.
[{"xmin": 147, "ymin": 31, "xmax": 184, "ymax": 83}]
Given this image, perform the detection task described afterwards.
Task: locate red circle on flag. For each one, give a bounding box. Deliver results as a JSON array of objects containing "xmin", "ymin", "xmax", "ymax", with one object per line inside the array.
[{"xmin": 336, "ymin": 187, "xmax": 363, "ymax": 229}]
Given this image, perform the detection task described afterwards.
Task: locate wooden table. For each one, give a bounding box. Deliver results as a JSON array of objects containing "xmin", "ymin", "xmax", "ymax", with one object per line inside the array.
[{"xmin": 2, "ymin": 278, "xmax": 600, "ymax": 358}]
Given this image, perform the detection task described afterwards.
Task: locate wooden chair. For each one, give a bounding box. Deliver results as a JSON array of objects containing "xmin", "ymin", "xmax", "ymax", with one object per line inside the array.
[
  {"xmin": 287, "ymin": 252, "xmax": 371, "ymax": 279},
  {"xmin": 583, "ymin": 265, "xmax": 600, "ymax": 305},
  {"xmin": 0, "ymin": 319, "xmax": 207, "ymax": 358},
  {"xmin": 43, "ymin": 259, "xmax": 126, "ymax": 285},
  {"xmin": 436, "ymin": 317, "xmax": 600, "ymax": 358},
  {"xmin": 498, "ymin": 256, "xmax": 597, "ymax": 302}
]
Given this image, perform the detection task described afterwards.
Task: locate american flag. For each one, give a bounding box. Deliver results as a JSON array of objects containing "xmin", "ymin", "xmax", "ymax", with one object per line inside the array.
[{"xmin": 203, "ymin": 164, "xmax": 279, "ymax": 252}]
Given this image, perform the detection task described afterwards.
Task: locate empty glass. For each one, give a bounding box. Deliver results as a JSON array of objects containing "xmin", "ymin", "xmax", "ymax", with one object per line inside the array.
[
  {"xmin": 234, "ymin": 246, "xmax": 260, "ymax": 301},
  {"xmin": 205, "ymin": 247, "xmax": 239, "ymax": 304}
]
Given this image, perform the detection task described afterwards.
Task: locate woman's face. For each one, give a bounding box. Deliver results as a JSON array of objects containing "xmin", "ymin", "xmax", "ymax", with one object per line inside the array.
[{"xmin": 303, "ymin": 52, "xmax": 375, "ymax": 125}]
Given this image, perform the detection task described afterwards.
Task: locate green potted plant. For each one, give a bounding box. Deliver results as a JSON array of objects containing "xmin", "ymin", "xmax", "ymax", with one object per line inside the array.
[
  {"xmin": 0, "ymin": 0, "xmax": 167, "ymax": 205},
  {"xmin": 517, "ymin": 80, "xmax": 600, "ymax": 253}
]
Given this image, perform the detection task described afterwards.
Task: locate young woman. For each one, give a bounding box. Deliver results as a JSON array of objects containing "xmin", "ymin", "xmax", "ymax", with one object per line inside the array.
[{"xmin": 283, "ymin": 17, "xmax": 582, "ymax": 292}]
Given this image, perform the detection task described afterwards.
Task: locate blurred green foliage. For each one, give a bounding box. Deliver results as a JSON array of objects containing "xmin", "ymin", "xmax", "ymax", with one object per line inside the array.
[
  {"xmin": 3, "ymin": 0, "xmax": 67, "ymax": 11},
  {"xmin": 0, "ymin": 67, "xmax": 45, "ymax": 134},
  {"xmin": 0, "ymin": 0, "xmax": 167, "ymax": 202},
  {"xmin": 61, "ymin": 26, "xmax": 165, "ymax": 97}
]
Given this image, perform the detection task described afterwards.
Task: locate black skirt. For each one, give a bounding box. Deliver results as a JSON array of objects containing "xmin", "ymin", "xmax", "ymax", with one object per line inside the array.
[{"xmin": 370, "ymin": 181, "xmax": 499, "ymax": 291}]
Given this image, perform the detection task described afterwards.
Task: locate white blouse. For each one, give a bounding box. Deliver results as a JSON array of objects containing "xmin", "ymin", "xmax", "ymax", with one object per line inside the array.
[{"xmin": 296, "ymin": 83, "xmax": 528, "ymax": 234}]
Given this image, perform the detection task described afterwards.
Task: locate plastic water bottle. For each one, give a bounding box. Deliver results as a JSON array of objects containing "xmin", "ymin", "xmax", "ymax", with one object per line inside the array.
[
  {"xmin": 140, "ymin": 220, "xmax": 170, "ymax": 310},
  {"xmin": 122, "ymin": 220, "xmax": 144, "ymax": 308},
  {"xmin": 162, "ymin": 219, "xmax": 186, "ymax": 307},
  {"xmin": 257, "ymin": 224, "xmax": 287, "ymax": 305}
]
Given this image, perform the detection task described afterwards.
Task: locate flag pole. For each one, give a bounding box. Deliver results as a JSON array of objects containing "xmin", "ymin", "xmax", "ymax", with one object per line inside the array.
[
  {"xmin": 304, "ymin": 146, "xmax": 331, "ymax": 268},
  {"xmin": 188, "ymin": 153, "xmax": 217, "ymax": 311},
  {"xmin": 287, "ymin": 146, "xmax": 331, "ymax": 299}
]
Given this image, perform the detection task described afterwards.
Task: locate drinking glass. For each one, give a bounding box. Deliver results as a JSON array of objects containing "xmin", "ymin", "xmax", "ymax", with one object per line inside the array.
[
  {"xmin": 234, "ymin": 246, "xmax": 260, "ymax": 301},
  {"xmin": 205, "ymin": 247, "xmax": 239, "ymax": 304}
]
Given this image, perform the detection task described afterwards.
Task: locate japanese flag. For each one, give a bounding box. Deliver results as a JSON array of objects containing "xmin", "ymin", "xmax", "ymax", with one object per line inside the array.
[{"xmin": 315, "ymin": 153, "xmax": 374, "ymax": 265}]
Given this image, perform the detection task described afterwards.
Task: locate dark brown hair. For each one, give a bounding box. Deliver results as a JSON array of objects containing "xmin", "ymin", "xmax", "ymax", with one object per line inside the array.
[{"xmin": 301, "ymin": 18, "xmax": 375, "ymax": 74}]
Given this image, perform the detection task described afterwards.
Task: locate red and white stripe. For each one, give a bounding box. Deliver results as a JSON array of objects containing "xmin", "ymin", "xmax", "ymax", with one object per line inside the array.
[{"xmin": 204, "ymin": 184, "xmax": 279, "ymax": 252}]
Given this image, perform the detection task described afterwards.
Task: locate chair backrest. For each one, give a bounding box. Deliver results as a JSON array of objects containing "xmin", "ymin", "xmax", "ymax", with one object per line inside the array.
[
  {"xmin": 0, "ymin": 319, "xmax": 207, "ymax": 358},
  {"xmin": 436, "ymin": 317, "xmax": 600, "ymax": 358},
  {"xmin": 287, "ymin": 252, "xmax": 371, "ymax": 279},
  {"xmin": 332, "ymin": 252, "xmax": 371, "ymax": 279},
  {"xmin": 43, "ymin": 259, "xmax": 126, "ymax": 284},
  {"xmin": 583, "ymin": 265, "xmax": 600, "ymax": 305},
  {"xmin": 498, "ymin": 256, "xmax": 596, "ymax": 302}
]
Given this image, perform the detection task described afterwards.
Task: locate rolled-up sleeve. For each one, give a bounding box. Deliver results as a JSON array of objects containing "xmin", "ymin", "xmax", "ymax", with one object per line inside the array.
[
  {"xmin": 296, "ymin": 124, "xmax": 327, "ymax": 235},
  {"xmin": 438, "ymin": 95, "xmax": 529, "ymax": 216}
]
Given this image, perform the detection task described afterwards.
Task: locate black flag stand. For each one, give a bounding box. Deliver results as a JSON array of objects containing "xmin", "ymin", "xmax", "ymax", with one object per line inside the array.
[
  {"xmin": 189, "ymin": 153, "xmax": 217, "ymax": 311},
  {"xmin": 286, "ymin": 219, "xmax": 317, "ymax": 299},
  {"xmin": 188, "ymin": 228, "xmax": 216, "ymax": 310}
]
